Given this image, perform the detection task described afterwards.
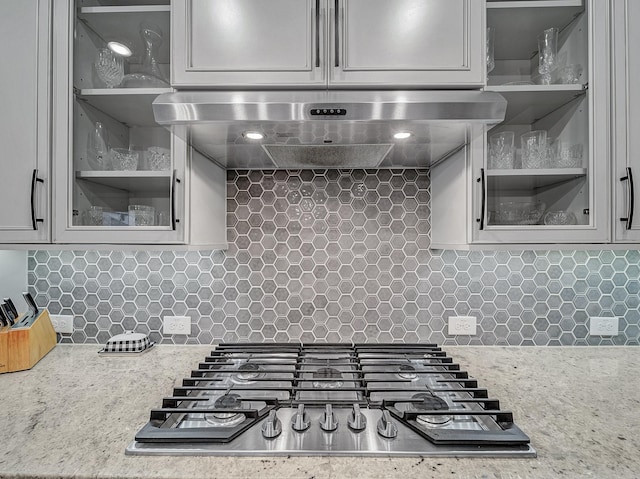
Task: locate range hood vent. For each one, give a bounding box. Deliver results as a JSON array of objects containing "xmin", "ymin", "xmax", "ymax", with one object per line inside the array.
[
  {"xmin": 263, "ymin": 144, "xmax": 394, "ymax": 169},
  {"xmin": 153, "ymin": 90, "xmax": 506, "ymax": 169}
]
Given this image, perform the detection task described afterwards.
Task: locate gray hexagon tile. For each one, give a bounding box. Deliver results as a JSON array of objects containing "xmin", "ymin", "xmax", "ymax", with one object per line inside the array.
[{"xmin": 28, "ymin": 170, "xmax": 640, "ymax": 346}]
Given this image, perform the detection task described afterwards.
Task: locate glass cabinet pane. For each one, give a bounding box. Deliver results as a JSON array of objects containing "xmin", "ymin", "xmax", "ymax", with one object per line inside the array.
[
  {"xmin": 71, "ymin": 0, "xmax": 175, "ymax": 233},
  {"xmin": 484, "ymin": 1, "xmax": 590, "ymax": 230}
]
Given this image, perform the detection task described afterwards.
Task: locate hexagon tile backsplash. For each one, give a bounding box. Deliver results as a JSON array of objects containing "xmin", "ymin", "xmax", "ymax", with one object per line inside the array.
[{"xmin": 29, "ymin": 170, "xmax": 640, "ymax": 346}]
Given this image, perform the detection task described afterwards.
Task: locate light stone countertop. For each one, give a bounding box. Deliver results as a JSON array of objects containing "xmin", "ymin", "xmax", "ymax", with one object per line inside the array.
[{"xmin": 0, "ymin": 344, "xmax": 638, "ymax": 479}]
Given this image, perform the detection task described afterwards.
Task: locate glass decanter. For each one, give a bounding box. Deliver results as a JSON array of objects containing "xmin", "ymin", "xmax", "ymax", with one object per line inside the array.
[{"xmin": 122, "ymin": 22, "xmax": 169, "ymax": 87}]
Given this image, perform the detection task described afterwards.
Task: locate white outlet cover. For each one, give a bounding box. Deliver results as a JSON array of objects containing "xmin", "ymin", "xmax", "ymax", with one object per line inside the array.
[
  {"xmin": 589, "ymin": 317, "xmax": 619, "ymax": 336},
  {"xmin": 50, "ymin": 314, "xmax": 74, "ymax": 334},
  {"xmin": 163, "ymin": 315, "xmax": 191, "ymax": 335},
  {"xmin": 448, "ymin": 316, "xmax": 477, "ymax": 336}
]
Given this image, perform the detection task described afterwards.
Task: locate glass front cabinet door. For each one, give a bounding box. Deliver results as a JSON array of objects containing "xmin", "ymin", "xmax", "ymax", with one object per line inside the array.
[
  {"xmin": 54, "ymin": 0, "xmax": 186, "ymax": 244},
  {"xmin": 431, "ymin": 0, "xmax": 610, "ymax": 248}
]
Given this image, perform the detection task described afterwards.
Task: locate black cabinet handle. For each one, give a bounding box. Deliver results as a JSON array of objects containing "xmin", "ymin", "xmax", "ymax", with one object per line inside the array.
[
  {"xmin": 171, "ymin": 169, "xmax": 181, "ymax": 231},
  {"xmin": 620, "ymin": 167, "xmax": 635, "ymax": 230},
  {"xmin": 30, "ymin": 169, "xmax": 44, "ymax": 230},
  {"xmin": 476, "ymin": 168, "xmax": 486, "ymax": 230},
  {"xmin": 334, "ymin": 0, "xmax": 339, "ymax": 67},
  {"xmin": 315, "ymin": 0, "xmax": 320, "ymax": 68}
]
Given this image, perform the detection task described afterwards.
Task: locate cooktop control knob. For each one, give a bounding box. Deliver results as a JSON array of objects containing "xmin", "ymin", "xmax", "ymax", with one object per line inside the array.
[
  {"xmin": 377, "ymin": 410, "xmax": 398, "ymax": 439},
  {"xmin": 261, "ymin": 410, "xmax": 282, "ymax": 439},
  {"xmin": 347, "ymin": 404, "xmax": 367, "ymax": 432},
  {"xmin": 291, "ymin": 404, "xmax": 311, "ymax": 432},
  {"xmin": 319, "ymin": 404, "xmax": 338, "ymax": 432}
]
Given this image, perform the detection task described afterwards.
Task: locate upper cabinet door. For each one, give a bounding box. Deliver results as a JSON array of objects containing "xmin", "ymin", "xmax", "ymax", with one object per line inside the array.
[
  {"xmin": 613, "ymin": 0, "xmax": 640, "ymax": 242},
  {"xmin": 172, "ymin": 0, "xmax": 326, "ymax": 87},
  {"xmin": 0, "ymin": 0, "xmax": 51, "ymax": 243},
  {"xmin": 330, "ymin": 0, "xmax": 485, "ymax": 88}
]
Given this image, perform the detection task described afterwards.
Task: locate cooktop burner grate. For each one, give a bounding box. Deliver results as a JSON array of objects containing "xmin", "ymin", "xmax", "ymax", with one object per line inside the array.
[{"xmin": 130, "ymin": 343, "xmax": 534, "ymax": 456}]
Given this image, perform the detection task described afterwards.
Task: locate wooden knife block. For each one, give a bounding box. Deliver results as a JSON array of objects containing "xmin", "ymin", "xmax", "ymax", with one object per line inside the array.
[{"xmin": 0, "ymin": 309, "xmax": 57, "ymax": 374}]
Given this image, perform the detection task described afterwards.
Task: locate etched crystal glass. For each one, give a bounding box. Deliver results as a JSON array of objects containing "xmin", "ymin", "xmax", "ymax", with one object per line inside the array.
[{"xmin": 95, "ymin": 48, "xmax": 124, "ymax": 88}]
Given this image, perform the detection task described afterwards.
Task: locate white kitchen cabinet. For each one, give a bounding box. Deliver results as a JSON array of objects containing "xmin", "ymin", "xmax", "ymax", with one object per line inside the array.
[
  {"xmin": 172, "ymin": 0, "xmax": 326, "ymax": 87},
  {"xmin": 51, "ymin": 0, "xmax": 226, "ymax": 248},
  {"xmin": 432, "ymin": 0, "xmax": 610, "ymax": 248},
  {"xmin": 330, "ymin": 0, "xmax": 484, "ymax": 87},
  {"xmin": 0, "ymin": 0, "xmax": 51, "ymax": 244},
  {"xmin": 612, "ymin": 0, "xmax": 640, "ymax": 242},
  {"xmin": 171, "ymin": 0, "xmax": 484, "ymax": 88}
]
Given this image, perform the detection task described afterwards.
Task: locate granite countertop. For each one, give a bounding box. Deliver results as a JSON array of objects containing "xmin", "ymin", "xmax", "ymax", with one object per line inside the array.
[{"xmin": 0, "ymin": 344, "xmax": 638, "ymax": 479}]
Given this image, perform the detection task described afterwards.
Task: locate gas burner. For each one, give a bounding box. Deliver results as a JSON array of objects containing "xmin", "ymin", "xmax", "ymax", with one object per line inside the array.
[
  {"xmin": 231, "ymin": 363, "xmax": 265, "ymax": 384},
  {"xmin": 312, "ymin": 367, "xmax": 344, "ymax": 389},
  {"xmin": 214, "ymin": 393, "xmax": 242, "ymax": 409},
  {"xmin": 412, "ymin": 392, "xmax": 452, "ymax": 427},
  {"xmin": 205, "ymin": 393, "xmax": 246, "ymax": 427},
  {"xmin": 397, "ymin": 364, "xmax": 418, "ymax": 380}
]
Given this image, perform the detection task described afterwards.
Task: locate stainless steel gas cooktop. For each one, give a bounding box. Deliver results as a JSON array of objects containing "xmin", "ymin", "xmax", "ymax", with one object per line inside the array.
[{"xmin": 126, "ymin": 343, "xmax": 535, "ymax": 457}]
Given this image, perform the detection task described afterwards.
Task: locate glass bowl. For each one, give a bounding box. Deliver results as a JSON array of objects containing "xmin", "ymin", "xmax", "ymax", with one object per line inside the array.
[
  {"xmin": 146, "ymin": 147, "xmax": 171, "ymax": 171},
  {"xmin": 110, "ymin": 148, "xmax": 139, "ymax": 171},
  {"xmin": 491, "ymin": 201, "xmax": 546, "ymax": 225},
  {"xmin": 544, "ymin": 210, "xmax": 577, "ymax": 226}
]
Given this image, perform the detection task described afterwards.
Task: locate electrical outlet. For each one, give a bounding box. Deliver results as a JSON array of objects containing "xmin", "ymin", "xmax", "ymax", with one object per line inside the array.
[
  {"xmin": 50, "ymin": 314, "xmax": 74, "ymax": 334},
  {"xmin": 448, "ymin": 316, "xmax": 477, "ymax": 335},
  {"xmin": 163, "ymin": 315, "xmax": 191, "ymax": 335},
  {"xmin": 590, "ymin": 317, "xmax": 619, "ymax": 336}
]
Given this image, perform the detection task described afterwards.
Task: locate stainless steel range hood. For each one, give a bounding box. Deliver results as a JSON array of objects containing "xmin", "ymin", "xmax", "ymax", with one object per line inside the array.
[{"xmin": 153, "ymin": 90, "xmax": 506, "ymax": 169}]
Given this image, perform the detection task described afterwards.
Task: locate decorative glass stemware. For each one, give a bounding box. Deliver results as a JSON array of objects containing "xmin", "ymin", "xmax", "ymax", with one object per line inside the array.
[
  {"xmin": 122, "ymin": 22, "xmax": 169, "ymax": 87},
  {"xmin": 95, "ymin": 48, "xmax": 124, "ymax": 88},
  {"xmin": 87, "ymin": 122, "xmax": 110, "ymax": 170}
]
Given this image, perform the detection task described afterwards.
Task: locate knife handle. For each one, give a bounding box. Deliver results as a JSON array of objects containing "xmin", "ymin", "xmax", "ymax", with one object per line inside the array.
[
  {"xmin": 0, "ymin": 306, "xmax": 7, "ymax": 327},
  {"xmin": 23, "ymin": 292, "xmax": 39, "ymax": 314},
  {"xmin": 0, "ymin": 303, "xmax": 15, "ymax": 326},
  {"xmin": 4, "ymin": 298, "xmax": 18, "ymax": 318}
]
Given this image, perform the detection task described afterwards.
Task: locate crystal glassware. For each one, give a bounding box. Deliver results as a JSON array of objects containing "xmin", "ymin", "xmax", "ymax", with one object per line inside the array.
[
  {"xmin": 95, "ymin": 48, "xmax": 124, "ymax": 88},
  {"xmin": 491, "ymin": 201, "xmax": 546, "ymax": 225},
  {"xmin": 129, "ymin": 205, "xmax": 155, "ymax": 226},
  {"xmin": 157, "ymin": 210, "xmax": 169, "ymax": 226},
  {"xmin": 521, "ymin": 130, "xmax": 548, "ymax": 169},
  {"xmin": 110, "ymin": 148, "xmax": 139, "ymax": 171},
  {"xmin": 544, "ymin": 210, "xmax": 577, "ymax": 225},
  {"xmin": 87, "ymin": 122, "xmax": 110, "ymax": 170},
  {"xmin": 557, "ymin": 64, "xmax": 583, "ymax": 84},
  {"xmin": 537, "ymin": 28, "xmax": 559, "ymax": 75},
  {"xmin": 556, "ymin": 141, "xmax": 583, "ymax": 168},
  {"xmin": 489, "ymin": 131, "xmax": 515, "ymax": 169},
  {"xmin": 86, "ymin": 206, "xmax": 104, "ymax": 226},
  {"xmin": 122, "ymin": 22, "xmax": 169, "ymax": 87},
  {"xmin": 147, "ymin": 147, "xmax": 171, "ymax": 171}
]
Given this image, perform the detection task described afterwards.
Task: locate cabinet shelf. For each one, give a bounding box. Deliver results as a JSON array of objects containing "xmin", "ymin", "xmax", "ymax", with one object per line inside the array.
[
  {"xmin": 77, "ymin": 5, "xmax": 170, "ymax": 64},
  {"xmin": 76, "ymin": 88, "xmax": 170, "ymax": 126},
  {"xmin": 75, "ymin": 170, "xmax": 171, "ymax": 194},
  {"xmin": 487, "ymin": 1, "xmax": 584, "ymax": 60},
  {"xmin": 485, "ymin": 84, "xmax": 586, "ymax": 124},
  {"xmin": 487, "ymin": 167, "xmax": 587, "ymax": 190}
]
